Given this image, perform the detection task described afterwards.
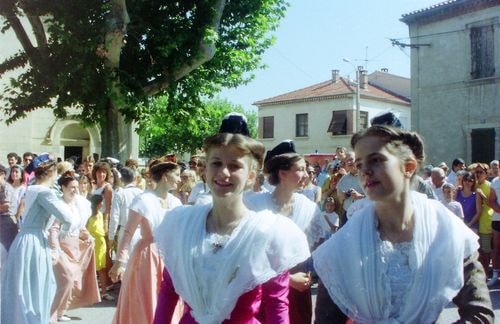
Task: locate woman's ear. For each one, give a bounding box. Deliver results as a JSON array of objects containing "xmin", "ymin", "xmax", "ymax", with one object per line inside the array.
[
  {"xmin": 247, "ymin": 170, "xmax": 257, "ymax": 187},
  {"xmin": 404, "ymin": 158, "xmax": 418, "ymax": 178}
]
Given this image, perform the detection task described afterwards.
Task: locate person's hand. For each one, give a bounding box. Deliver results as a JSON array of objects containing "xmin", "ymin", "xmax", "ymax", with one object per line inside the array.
[
  {"xmin": 80, "ymin": 229, "xmax": 90, "ymax": 242},
  {"xmin": 109, "ymin": 261, "xmax": 125, "ymax": 283},
  {"xmin": 108, "ymin": 239, "xmax": 116, "ymax": 251},
  {"xmin": 289, "ymin": 272, "xmax": 312, "ymax": 292},
  {"xmin": 351, "ymin": 190, "xmax": 365, "ymax": 200},
  {"xmin": 0, "ymin": 202, "xmax": 9, "ymax": 213}
]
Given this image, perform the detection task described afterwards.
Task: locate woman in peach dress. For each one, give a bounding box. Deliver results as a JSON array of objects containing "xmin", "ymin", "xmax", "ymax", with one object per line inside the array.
[{"xmin": 109, "ymin": 158, "xmax": 183, "ymax": 324}]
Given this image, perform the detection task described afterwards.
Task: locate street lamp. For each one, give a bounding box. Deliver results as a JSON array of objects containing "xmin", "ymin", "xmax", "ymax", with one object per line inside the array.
[{"xmin": 342, "ymin": 58, "xmax": 361, "ymax": 133}]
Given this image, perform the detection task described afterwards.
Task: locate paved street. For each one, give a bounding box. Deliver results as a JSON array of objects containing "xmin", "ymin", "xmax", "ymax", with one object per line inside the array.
[{"xmin": 64, "ymin": 284, "xmax": 500, "ymax": 323}]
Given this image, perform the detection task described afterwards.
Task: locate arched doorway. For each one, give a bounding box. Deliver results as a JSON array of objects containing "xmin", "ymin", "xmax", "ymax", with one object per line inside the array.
[{"xmin": 60, "ymin": 123, "xmax": 91, "ymax": 164}]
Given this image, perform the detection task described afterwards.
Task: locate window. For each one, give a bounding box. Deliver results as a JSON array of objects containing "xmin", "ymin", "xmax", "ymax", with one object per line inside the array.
[
  {"xmin": 296, "ymin": 113, "xmax": 308, "ymax": 137},
  {"xmin": 359, "ymin": 111, "xmax": 368, "ymax": 130},
  {"xmin": 327, "ymin": 110, "xmax": 353, "ymax": 135},
  {"xmin": 260, "ymin": 116, "xmax": 274, "ymax": 139},
  {"xmin": 470, "ymin": 25, "xmax": 495, "ymax": 79}
]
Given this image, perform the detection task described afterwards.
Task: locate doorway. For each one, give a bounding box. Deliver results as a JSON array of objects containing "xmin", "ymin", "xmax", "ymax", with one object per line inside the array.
[
  {"xmin": 471, "ymin": 128, "xmax": 495, "ymax": 163},
  {"xmin": 64, "ymin": 146, "xmax": 83, "ymax": 164}
]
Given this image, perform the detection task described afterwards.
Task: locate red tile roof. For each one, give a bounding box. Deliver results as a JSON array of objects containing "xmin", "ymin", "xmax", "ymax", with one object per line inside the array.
[{"xmin": 253, "ymin": 77, "xmax": 410, "ymax": 107}]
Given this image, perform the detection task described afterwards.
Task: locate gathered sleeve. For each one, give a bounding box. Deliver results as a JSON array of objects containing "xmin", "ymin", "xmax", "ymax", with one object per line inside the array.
[{"xmin": 39, "ymin": 190, "xmax": 76, "ymax": 234}]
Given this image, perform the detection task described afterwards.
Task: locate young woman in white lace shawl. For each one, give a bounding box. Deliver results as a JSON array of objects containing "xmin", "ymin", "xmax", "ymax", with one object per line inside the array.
[
  {"xmin": 313, "ymin": 125, "xmax": 494, "ymax": 323},
  {"xmin": 244, "ymin": 140, "xmax": 329, "ymax": 324},
  {"xmin": 153, "ymin": 130, "xmax": 310, "ymax": 324}
]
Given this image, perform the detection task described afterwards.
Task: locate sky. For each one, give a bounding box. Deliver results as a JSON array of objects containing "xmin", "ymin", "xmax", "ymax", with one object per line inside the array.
[{"xmin": 220, "ymin": 0, "xmax": 440, "ymax": 112}]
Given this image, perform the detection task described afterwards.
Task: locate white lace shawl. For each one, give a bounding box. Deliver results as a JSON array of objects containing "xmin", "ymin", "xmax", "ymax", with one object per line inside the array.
[
  {"xmin": 154, "ymin": 203, "xmax": 310, "ymax": 324},
  {"xmin": 313, "ymin": 191, "xmax": 479, "ymax": 324},
  {"xmin": 245, "ymin": 191, "xmax": 329, "ymax": 247}
]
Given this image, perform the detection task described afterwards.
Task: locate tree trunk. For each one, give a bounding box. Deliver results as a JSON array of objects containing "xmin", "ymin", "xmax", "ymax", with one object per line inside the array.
[{"xmin": 100, "ymin": 98, "xmax": 133, "ymax": 161}]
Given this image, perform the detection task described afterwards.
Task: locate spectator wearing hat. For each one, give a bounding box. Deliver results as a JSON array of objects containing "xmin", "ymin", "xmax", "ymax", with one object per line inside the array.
[
  {"xmin": 1, "ymin": 156, "xmax": 77, "ymax": 323},
  {"xmin": 447, "ymin": 158, "xmax": 466, "ymax": 186}
]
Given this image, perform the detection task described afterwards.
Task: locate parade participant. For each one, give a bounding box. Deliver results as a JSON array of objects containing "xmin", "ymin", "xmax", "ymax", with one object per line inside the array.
[
  {"xmin": 245, "ymin": 139, "xmax": 328, "ymax": 324},
  {"xmin": 313, "ymin": 125, "xmax": 494, "ymax": 323},
  {"xmin": 153, "ymin": 129, "xmax": 310, "ymax": 323},
  {"xmin": 1, "ymin": 155, "xmax": 77, "ymax": 324},
  {"xmin": 49, "ymin": 174, "xmax": 100, "ymax": 322},
  {"xmin": 109, "ymin": 159, "xmax": 182, "ymax": 324}
]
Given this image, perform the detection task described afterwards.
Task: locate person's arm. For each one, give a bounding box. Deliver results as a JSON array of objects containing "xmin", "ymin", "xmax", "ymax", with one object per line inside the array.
[
  {"xmin": 40, "ymin": 190, "xmax": 75, "ymax": 232},
  {"xmin": 468, "ymin": 194, "xmax": 483, "ymax": 227},
  {"xmin": 315, "ymin": 186, "xmax": 322, "ymax": 204},
  {"xmin": 452, "ymin": 252, "xmax": 494, "ymax": 323},
  {"xmin": 109, "ymin": 209, "xmax": 142, "ymax": 282},
  {"xmin": 262, "ymin": 272, "xmax": 290, "ymax": 324},
  {"xmin": 108, "ymin": 192, "xmax": 121, "ymax": 241},
  {"xmin": 489, "ymin": 188, "xmax": 500, "ymax": 213},
  {"xmin": 102, "ymin": 184, "xmax": 113, "ymax": 233},
  {"xmin": 153, "ymin": 268, "xmax": 181, "ymax": 324}
]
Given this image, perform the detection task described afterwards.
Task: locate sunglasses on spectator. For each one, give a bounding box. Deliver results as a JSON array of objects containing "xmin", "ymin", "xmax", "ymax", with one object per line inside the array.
[{"xmin": 475, "ymin": 170, "xmax": 485, "ymax": 174}]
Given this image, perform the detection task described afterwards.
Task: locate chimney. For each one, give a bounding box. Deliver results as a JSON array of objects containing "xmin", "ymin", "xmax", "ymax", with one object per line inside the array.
[
  {"xmin": 331, "ymin": 69, "xmax": 340, "ymax": 83},
  {"xmin": 381, "ymin": 68, "xmax": 389, "ymax": 73},
  {"xmin": 359, "ymin": 70, "xmax": 368, "ymax": 89}
]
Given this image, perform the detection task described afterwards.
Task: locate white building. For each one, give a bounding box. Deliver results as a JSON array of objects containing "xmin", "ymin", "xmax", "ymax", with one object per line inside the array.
[
  {"xmin": 401, "ymin": 0, "xmax": 500, "ymax": 164},
  {"xmin": 0, "ymin": 18, "xmax": 139, "ymax": 165},
  {"xmin": 254, "ymin": 70, "xmax": 411, "ymax": 154}
]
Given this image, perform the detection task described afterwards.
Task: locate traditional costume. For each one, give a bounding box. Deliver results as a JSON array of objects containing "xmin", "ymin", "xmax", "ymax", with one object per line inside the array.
[
  {"xmin": 153, "ymin": 203, "xmax": 310, "ymax": 323},
  {"xmin": 112, "ymin": 191, "xmax": 182, "ymax": 324},
  {"xmin": 313, "ymin": 191, "xmax": 493, "ymax": 323},
  {"xmin": 1, "ymin": 185, "xmax": 77, "ymax": 324}
]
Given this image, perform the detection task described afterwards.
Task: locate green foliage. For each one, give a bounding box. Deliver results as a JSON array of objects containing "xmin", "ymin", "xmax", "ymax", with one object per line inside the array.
[
  {"xmin": 138, "ymin": 97, "xmax": 257, "ymax": 157},
  {"xmin": 0, "ymin": 0, "xmax": 288, "ymax": 128}
]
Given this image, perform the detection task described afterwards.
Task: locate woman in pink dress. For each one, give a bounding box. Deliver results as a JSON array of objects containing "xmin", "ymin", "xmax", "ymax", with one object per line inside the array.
[
  {"xmin": 109, "ymin": 158, "xmax": 183, "ymax": 324},
  {"xmin": 153, "ymin": 117, "xmax": 310, "ymax": 324},
  {"xmin": 49, "ymin": 174, "xmax": 100, "ymax": 322}
]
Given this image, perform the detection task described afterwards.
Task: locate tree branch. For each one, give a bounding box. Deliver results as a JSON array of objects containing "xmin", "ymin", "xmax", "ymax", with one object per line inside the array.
[
  {"xmin": 0, "ymin": 2, "xmax": 37, "ymax": 61},
  {"xmin": 143, "ymin": 0, "xmax": 227, "ymax": 96},
  {"xmin": 0, "ymin": 52, "xmax": 28, "ymax": 76},
  {"xmin": 26, "ymin": 15, "xmax": 47, "ymax": 47}
]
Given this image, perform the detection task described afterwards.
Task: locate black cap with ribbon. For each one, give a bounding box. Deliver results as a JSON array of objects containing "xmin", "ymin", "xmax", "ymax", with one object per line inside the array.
[
  {"xmin": 370, "ymin": 111, "xmax": 402, "ymax": 128},
  {"xmin": 264, "ymin": 139, "xmax": 296, "ymax": 164},
  {"xmin": 218, "ymin": 112, "xmax": 250, "ymax": 137}
]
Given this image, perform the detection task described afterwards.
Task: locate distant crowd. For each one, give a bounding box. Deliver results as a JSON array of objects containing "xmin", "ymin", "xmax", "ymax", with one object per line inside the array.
[{"xmin": 0, "ymin": 112, "xmax": 498, "ymax": 323}]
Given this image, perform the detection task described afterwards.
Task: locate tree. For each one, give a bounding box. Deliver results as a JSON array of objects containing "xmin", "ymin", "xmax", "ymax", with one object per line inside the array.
[
  {"xmin": 139, "ymin": 97, "xmax": 257, "ymax": 157},
  {"xmin": 0, "ymin": 0, "xmax": 287, "ymax": 159}
]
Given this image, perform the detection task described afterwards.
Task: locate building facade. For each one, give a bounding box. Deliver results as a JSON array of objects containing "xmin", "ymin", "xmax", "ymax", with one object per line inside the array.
[
  {"xmin": 254, "ymin": 70, "xmax": 411, "ymax": 155},
  {"xmin": 401, "ymin": 0, "xmax": 500, "ymax": 164}
]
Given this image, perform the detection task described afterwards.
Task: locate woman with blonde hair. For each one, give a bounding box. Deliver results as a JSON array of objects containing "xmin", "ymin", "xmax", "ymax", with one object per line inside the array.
[{"xmin": 153, "ymin": 115, "xmax": 310, "ymax": 323}]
